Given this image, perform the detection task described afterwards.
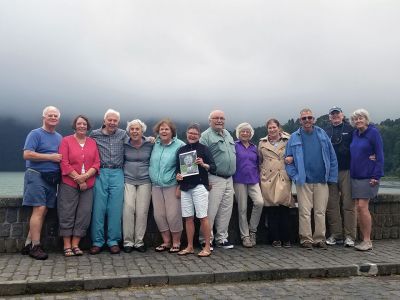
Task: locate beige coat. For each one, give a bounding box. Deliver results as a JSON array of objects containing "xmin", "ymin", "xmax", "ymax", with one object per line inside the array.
[{"xmin": 258, "ymin": 132, "xmax": 293, "ymax": 207}]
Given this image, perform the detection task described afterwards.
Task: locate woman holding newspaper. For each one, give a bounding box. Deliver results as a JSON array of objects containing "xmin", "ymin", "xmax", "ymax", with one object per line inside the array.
[{"xmin": 176, "ymin": 123, "xmax": 216, "ymax": 257}]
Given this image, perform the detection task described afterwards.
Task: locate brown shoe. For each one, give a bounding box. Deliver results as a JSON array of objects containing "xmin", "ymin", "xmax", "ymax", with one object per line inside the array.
[
  {"xmin": 21, "ymin": 243, "xmax": 32, "ymax": 255},
  {"xmin": 301, "ymin": 241, "xmax": 313, "ymax": 250},
  {"xmin": 110, "ymin": 245, "xmax": 121, "ymax": 254},
  {"xmin": 29, "ymin": 244, "xmax": 48, "ymax": 260},
  {"xmin": 314, "ymin": 241, "xmax": 328, "ymax": 250},
  {"xmin": 90, "ymin": 246, "xmax": 102, "ymax": 255}
]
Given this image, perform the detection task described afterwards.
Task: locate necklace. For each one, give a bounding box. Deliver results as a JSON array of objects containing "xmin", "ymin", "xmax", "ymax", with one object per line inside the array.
[
  {"xmin": 268, "ymin": 135, "xmax": 280, "ymax": 145},
  {"xmin": 74, "ymin": 134, "xmax": 86, "ymax": 144}
]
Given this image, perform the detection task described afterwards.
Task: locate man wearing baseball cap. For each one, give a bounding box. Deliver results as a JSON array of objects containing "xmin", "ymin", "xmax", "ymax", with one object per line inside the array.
[{"xmin": 324, "ymin": 106, "xmax": 356, "ymax": 247}]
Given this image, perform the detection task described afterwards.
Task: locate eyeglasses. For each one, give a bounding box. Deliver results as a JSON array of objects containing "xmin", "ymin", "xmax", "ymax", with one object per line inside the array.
[
  {"xmin": 211, "ymin": 117, "xmax": 225, "ymax": 121},
  {"xmin": 187, "ymin": 131, "xmax": 199, "ymax": 136},
  {"xmin": 301, "ymin": 116, "xmax": 314, "ymax": 121}
]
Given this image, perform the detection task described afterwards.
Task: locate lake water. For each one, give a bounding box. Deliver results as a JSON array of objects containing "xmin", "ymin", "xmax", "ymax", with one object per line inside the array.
[
  {"xmin": 0, "ymin": 172, "xmax": 25, "ymax": 197},
  {"xmin": 0, "ymin": 172, "xmax": 400, "ymax": 197}
]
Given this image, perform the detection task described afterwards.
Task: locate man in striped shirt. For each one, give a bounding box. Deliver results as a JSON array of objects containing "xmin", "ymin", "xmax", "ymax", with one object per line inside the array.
[{"xmin": 89, "ymin": 109, "xmax": 126, "ymax": 255}]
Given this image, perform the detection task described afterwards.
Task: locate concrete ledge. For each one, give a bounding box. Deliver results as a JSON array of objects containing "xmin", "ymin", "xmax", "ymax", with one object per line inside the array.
[
  {"xmin": 0, "ymin": 280, "xmax": 27, "ymax": 296},
  {"xmin": 26, "ymin": 278, "xmax": 83, "ymax": 294},
  {"xmin": 0, "ymin": 197, "xmax": 22, "ymax": 208},
  {"xmin": 0, "ymin": 262, "xmax": 400, "ymax": 296},
  {"xmin": 83, "ymin": 275, "xmax": 130, "ymax": 290},
  {"xmin": 377, "ymin": 263, "xmax": 400, "ymax": 275},
  {"xmin": 168, "ymin": 272, "xmax": 214, "ymax": 285},
  {"xmin": 247, "ymin": 269, "xmax": 274, "ymax": 281},
  {"xmin": 325, "ymin": 265, "xmax": 359, "ymax": 277},
  {"xmin": 270, "ymin": 268, "xmax": 300, "ymax": 280},
  {"xmin": 214, "ymin": 270, "xmax": 249, "ymax": 283},
  {"xmin": 129, "ymin": 274, "xmax": 168, "ymax": 287}
]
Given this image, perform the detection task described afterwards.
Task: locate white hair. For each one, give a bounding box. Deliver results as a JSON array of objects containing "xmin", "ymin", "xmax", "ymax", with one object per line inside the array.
[
  {"xmin": 351, "ymin": 108, "xmax": 371, "ymax": 126},
  {"xmin": 235, "ymin": 122, "xmax": 254, "ymax": 139},
  {"xmin": 42, "ymin": 106, "xmax": 60, "ymax": 118},
  {"xmin": 104, "ymin": 108, "xmax": 120, "ymax": 120},
  {"xmin": 208, "ymin": 109, "xmax": 224, "ymax": 121},
  {"xmin": 126, "ymin": 119, "xmax": 147, "ymax": 132}
]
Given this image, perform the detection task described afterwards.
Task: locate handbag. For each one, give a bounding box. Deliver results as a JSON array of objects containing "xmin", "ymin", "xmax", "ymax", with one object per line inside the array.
[{"xmin": 40, "ymin": 171, "xmax": 61, "ymax": 186}]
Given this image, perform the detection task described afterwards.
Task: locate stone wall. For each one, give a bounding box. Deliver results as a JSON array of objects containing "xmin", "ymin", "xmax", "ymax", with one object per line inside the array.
[{"xmin": 0, "ymin": 195, "xmax": 399, "ymax": 253}]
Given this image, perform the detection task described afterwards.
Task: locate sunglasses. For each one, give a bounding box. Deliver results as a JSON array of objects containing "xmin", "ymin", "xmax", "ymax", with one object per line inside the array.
[{"xmin": 301, "ymin": 116, "xmax": 314, "ymax": 121}]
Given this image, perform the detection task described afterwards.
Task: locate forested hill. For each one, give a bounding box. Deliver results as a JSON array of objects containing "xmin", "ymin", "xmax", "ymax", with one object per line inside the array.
[
  {"xmin": 2, "ymin": 116, "xmax": 400, "ymax": 177},
  {"xmin": 249, "ymin": 115, "xmax": 400, "ymax": 177},
  {"xmin": 0, "ymin": 117, "xmax": 207, "ymax": 171}
]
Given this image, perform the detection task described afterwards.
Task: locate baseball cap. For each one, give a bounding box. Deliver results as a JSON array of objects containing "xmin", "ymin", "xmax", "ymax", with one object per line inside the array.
[{"xmin": 329, "ymin": 106, "xmax": 342, "ymax": 114}]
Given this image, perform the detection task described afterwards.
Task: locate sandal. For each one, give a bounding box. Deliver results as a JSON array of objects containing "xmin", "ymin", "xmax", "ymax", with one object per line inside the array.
[
  {"xmin": 155, "ymin": 244, "xmax": 171, "ymax": 252},
  {"xmin": 72, "ymin": 246, "xmax": 83, "ymax": 256},
  {"xmin": 177, "ymin": 248, "xmax": 194, "ymax": 256},
  {"xmin": 64, "ymin": 248, "xmax": 75, "ymax": 257},
  {"xmin": 198, "ymin": 249, "xmax": 211, "ymax": 257},
  {"xmin": 169, "ymin": 246, "xmax": 181, "ymax": 253}
]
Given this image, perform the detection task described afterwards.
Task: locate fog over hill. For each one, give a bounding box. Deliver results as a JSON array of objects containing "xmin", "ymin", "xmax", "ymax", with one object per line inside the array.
[{"xmin": 1, "ymin": 1, "xmax": 400, "ymax": 126}]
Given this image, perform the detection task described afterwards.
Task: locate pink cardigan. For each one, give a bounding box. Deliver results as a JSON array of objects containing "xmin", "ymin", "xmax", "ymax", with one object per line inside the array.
[{"xmin": 59, "ymin": 135, "xmax": 100, "ymax": 189}]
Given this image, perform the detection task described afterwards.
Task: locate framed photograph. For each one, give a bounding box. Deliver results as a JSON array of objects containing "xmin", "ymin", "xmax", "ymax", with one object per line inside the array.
[{"xmin": 179, "ymin": 150, "xmax": 199, "ymax": 177}]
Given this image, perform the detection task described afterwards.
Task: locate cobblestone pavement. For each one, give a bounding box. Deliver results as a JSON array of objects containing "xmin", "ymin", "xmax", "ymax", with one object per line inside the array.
[
  {"xmin": 3, "ymin": 275, "xmax": 400, "ymax": 299},
  {"xmin": 1, "ymin": 240, "xmax": 400, "ymax": 296}
]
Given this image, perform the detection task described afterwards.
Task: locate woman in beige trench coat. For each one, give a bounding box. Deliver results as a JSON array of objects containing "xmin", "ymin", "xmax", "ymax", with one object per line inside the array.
[{"xmin": 258, "ymin": 118, "xmax": 293, "ymax": 248}]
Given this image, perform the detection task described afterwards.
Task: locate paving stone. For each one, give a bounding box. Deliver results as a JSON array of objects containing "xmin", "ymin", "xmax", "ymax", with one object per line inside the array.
[{"xmin": 1, "ymin": 240, "xmax": 400, "ymax": 296}]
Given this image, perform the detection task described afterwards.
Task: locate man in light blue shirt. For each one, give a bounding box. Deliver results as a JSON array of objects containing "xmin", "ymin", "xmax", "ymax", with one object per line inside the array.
[{"xmin": 22, "ymin": 106, "xmax": 62, "ymax": 260}]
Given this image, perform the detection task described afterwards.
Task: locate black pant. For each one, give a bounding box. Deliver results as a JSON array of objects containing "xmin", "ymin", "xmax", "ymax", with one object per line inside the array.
[{"xmin": 267, "ymin": 205, "xmax": 291, "ymax": 242}]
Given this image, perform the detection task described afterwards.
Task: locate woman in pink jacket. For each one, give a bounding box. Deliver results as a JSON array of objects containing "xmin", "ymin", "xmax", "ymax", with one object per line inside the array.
[{"xmin": 58, "ymin": 115, "xmax": 100, "ymax": 256}]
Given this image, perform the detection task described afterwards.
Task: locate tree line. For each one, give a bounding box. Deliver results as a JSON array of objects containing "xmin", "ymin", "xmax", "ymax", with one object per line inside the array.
[
  {"xmin": 249, "ymin": 115, "xmax": 400, "ymax": 178},
  {"xmin": 1, "ymin": 115, "xmax": 399, "ymax": 177}
]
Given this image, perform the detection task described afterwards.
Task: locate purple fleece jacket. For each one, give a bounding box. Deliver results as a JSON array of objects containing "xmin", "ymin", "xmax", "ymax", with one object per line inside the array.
[{"xmin": 350, "ymin": 124, "xmax": 384, "ymax": 180}]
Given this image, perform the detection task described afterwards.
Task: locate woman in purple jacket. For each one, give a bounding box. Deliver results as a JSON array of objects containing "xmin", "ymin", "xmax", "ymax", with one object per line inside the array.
[
  {"xmin": 233, "ymin": 122, "xmax": 264, "ymax": 248},
  {"xmin": 350, "ymin": 109, "xmax": 384, "ymax": 251}
]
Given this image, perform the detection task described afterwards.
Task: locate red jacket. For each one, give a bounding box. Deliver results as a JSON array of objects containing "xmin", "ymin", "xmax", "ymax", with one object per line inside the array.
[{"xmin": 59, "ymin": 135, "xmax": 100, "ymax": 189}]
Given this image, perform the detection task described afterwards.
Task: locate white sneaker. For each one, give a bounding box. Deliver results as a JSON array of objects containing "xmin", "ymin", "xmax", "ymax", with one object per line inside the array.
[
  {"xmin": 344, "ymin": 237, "xmax": 355, "ymax": 247},
  {"xmin": 326, "ymin": 236, "xmax": 337, "ymax": 245},
  {"xmin": 216, "ymin": 240, "xmax": 234, "ymax": 249}
]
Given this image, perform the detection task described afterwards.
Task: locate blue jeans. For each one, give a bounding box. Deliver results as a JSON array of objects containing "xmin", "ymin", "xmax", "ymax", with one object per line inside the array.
[{"xmin": 91, "ymin": 168, "xmax": 124, "ymax": 247}]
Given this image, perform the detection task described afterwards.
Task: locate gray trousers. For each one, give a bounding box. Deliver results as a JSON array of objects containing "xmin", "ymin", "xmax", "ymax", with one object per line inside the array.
[
  {"xmin": 123, "ymin": 183, "xmax": 152, "ymax": 247},
  {"xmin": 199, "ymin": 174, "xmax": 234, "ymax": 244},
  {"xmin": 57, "ymin": 183, "xmax": 93, "ymax": 237},
  {"xmin": 233, "ymin": 183, "xmax": 264, "ymax": 239},
  {"xmin": 326, "ymin": 170, "xmax": 356, "ymax": 240}
]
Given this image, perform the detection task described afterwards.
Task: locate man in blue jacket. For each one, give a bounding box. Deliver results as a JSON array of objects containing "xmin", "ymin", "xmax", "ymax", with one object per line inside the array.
[{"xmin": 285, "ymin": 108, "xmax": 338, "ymax": 250}]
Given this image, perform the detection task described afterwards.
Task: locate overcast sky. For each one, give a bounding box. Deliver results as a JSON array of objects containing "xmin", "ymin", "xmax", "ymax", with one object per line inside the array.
[{"xmin": 1, "ymin": 0, "xmax": 399, "ymax": 129}]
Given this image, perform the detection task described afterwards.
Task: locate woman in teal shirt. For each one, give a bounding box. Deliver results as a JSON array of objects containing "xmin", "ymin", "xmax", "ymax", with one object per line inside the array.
[{"xmin": 149, "ymin": 119, "xmax": 185, "ymax": 253}]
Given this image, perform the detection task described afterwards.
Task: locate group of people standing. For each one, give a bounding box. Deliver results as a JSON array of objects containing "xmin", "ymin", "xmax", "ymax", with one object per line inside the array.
[{"xmin": 21, "ymin": 105, "xmax": 384, "ymax": 260}]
